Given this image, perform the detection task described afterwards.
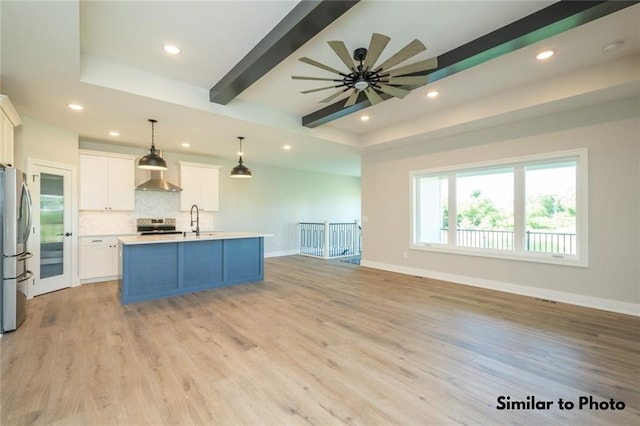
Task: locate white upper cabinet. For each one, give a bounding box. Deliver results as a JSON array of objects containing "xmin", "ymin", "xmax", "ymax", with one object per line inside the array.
[
  {"xmin": 178, "ymin": 161, "xmax": 221, "ymax": 211},
  {"xmin": 0, "ymin": 95, "xmax": 23, "ymax": 167},
  {"xmin": 80, "ymin": 152, "xmax": 136, "ymax": 210}
]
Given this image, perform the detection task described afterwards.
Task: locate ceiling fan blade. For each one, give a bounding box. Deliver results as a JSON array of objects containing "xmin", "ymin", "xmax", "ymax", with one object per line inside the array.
[
  {"xmin": 364, "ymin": 87, "xmax": 383, "ymax": 105},
  {"xmin": 374, "ymin": 39, "xmax": 427, "ymax": 72},
  {"xmin": 344, "ymin": 90, "xmax": 359, "ymax": 107},
  {"xmin": 300, "ymin": 85, "xmax": 339, "ymax": 94},
  {"xmin": 298, "ymin": 57, "xmax": 344, "ymax": 75},
  {"xmin": 363, "ymin": 33, "xmax": 390, "ymax": 70},
  {"xmin": 319, "ymin": 89, "xmax": 347, "ymax": 103},
  {"xmin": 376, "ymin": 84, "xmax": 410, "ymax": 99},
  {"xmin": 328, "ymin": 40, "xmax": 356, "ymax": 71},
  {"xmin": 386, "ymin": 75, "xmax": 429, "ymax": 86},
  {"xmin": 387, "ymin": 57, "xmax": 439, "ymax": 77},
  {"xmin": 292, "ymin": 75, "xmax": 340, "ymax": 82}
]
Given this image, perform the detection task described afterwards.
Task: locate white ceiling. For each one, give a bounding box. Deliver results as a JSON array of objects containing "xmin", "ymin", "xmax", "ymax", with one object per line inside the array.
[{"xmin": 2, "ymin": 1, "xmax": 639, "ymax": 177}]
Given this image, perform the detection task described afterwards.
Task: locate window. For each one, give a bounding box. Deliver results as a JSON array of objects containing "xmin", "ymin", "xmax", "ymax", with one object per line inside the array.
[
  {"xmin": 411, "ymin": 149, "xmax": 587, "ymax": 266},
  {"xmin": 525, "ymin": 161, "xmax": 577, "ymax": 255},
  {"xmin": 456, "ymin": 167, "xmax": 514, "ymax": 250}
]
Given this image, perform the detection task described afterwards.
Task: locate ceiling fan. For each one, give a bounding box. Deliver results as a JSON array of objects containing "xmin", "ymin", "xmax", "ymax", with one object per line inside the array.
[{"xmin": 293, "ymin": 33, "xmax": 438, "ymax": 108}]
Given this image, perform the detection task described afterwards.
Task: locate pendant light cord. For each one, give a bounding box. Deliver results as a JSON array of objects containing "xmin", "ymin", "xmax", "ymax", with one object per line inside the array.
[
  {"xmin": 238, "ymin": 136, "xmax": 245, "ymax": 162},
  {"xmin": 149, "ymin": 119, "xmax": 158, "ymax": 152}
]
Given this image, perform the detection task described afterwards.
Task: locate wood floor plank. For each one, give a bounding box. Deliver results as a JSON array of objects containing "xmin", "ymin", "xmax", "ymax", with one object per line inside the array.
[{"xmin": 1, "ymin": 255, "xmax": 638, "ymax": 424}]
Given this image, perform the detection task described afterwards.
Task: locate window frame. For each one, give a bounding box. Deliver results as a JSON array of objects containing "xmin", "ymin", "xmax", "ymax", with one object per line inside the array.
[{"xmin": 410, "ymin": 149, "xmax": 588, "ymax": 267}]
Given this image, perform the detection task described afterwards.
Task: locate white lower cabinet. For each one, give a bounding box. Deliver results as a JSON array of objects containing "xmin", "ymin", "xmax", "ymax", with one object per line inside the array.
[{"xmin": 79, "ymin": 237, "xmax": 121, "ymax": 283}]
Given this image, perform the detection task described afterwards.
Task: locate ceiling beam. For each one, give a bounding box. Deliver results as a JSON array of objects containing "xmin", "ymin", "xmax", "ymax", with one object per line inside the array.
[
  {"xmin": 302, "ymin": 0, "xmax": 638, "ymax": 128},
  {"xmin": 209, "ymin": 0, "xmax": 359, "ymax": 105}
]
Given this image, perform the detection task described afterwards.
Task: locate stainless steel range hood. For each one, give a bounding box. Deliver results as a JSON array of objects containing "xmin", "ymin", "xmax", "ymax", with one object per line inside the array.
[{"xmin": 136, "ymin": 170, "xmax": 182, "ymax": 192}]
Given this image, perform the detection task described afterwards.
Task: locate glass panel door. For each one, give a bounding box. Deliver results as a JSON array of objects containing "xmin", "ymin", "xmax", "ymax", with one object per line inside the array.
[{"xmin": 40, "ymin": 173, "xmax": 64, "ymax": 279}]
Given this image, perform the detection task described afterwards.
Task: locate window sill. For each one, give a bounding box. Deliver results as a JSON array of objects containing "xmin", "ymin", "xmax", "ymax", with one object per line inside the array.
[{"xmin": 410, "ymin": 243, "xmax": 588, "ymax": 268}]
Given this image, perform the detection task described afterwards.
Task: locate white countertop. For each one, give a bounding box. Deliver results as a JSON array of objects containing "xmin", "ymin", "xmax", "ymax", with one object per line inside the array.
[
  {"xmin": 118, "ymin": 232, "xmax": 273, "ymax": 245},
  {"xmin": 79, "ymin": 233, "xmax": 138, "ymax": 238}
]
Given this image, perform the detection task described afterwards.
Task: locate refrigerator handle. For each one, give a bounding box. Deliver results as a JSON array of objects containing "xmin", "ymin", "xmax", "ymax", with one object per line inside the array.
[{"xmin": 22, "ymin": 181, "xmax": 33, "ymax": 245}]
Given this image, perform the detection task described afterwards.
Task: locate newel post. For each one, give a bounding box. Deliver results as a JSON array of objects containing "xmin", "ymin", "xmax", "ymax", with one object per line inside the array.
[
  {"xmin": 323, "ymin": 220, "xmax": 330, "ymax": 259},
  {"xmin": 353, "ymin": 219, "xmax": 360, "ymax": 254}
]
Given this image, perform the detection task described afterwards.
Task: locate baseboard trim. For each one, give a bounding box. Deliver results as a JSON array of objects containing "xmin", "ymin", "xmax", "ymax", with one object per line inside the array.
[
  {"xmin": 79, "ymin": 276, "xmax": 118, "ymax": 285},
  {"xmin": 265, "ymin": 250, "xmax": 299, "ymax": 258},
  {"xmin": 360, "ymin": 260, "xmax": 639, "ymax": 317}
]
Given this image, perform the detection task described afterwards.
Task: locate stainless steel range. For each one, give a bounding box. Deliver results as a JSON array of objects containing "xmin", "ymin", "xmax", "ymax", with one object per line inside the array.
[{"xmin": 136, "ymin": 218, "xmax": 181, "ymax": 236}]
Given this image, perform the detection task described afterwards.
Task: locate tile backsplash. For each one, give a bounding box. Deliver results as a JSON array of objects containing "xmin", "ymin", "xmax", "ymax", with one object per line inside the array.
[{"xmin": 79, "ymin": 191, "xmax": 214, "ymax": 236}]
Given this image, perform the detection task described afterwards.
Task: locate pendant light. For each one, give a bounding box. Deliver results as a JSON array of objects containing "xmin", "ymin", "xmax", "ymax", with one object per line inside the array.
[
  {"xmin": 138, "ymin": 119, "xmax": 168, "ymax": 170},
  {"xmin": 230, "ymin": 136, "xmax": 252, "ymax": 178}
]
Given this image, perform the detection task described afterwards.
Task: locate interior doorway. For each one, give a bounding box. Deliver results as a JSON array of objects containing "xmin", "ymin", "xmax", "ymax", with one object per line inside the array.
[{"xmin": 26, "ymin": 160, "xmax": 77, "ymax": 297}]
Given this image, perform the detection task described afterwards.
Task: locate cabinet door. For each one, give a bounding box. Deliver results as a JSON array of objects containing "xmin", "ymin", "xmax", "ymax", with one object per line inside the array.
[
  {"xmin": 180, "ymin": 165, "xmax": 201, "ymax": 211},
  {"xmin": 0, "ymin": 110, "xmax": 14, "ymax": 166},
  {"xmin": 199, "ymin": 167, "xmax": 219, "ymax": 211},
  {"xmin": 79, "ymin": 240, "xmax": 113, "ymax": 279},
  {"xmin": 79, "ymin": 155, "xmax": 108, "ymax": 210},
  {"xmin": 107, "ymin": 157, "xmax": 135, "ymax": 210}
]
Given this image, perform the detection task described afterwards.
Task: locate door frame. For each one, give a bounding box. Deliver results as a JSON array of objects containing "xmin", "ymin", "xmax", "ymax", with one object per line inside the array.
[{"xmin": 26, "ymin": 158, "xmax": 79, "ymax": 299}]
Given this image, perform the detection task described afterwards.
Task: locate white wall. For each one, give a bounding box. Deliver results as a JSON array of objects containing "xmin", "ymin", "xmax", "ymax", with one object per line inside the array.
[
  {"xmin": 218, "ymin": 163, "xmax": 361, "ymax": 256},
  {"xmin": 361, "ymin": 97, "xmax": 639, "ymax": 315},
  {"xmin": 14, "ymin": 116, "xmax": 79, "ymax": 170}
]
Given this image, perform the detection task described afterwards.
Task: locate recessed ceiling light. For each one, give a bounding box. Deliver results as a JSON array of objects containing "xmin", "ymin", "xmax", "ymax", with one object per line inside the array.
[
  {"xmin": 536, "ymin": 50, "xmax": 555, "ymax": 60},
  {"xmin": 283, "ymin": 144, "xmax": 291, "ymax": 150},
  {"xmin": 426, "ymin": 90, "xmax": 439, "ymax": 99},
  {"xmin": 604, "ymin": 41, "xmax": 623, "ymax": 53},
  {"xmin": 109, "ymin": 131, "xmax": 120, "ymax": 137},
  {"xmin": 181, "ymin": 142, "xmax": 190, "ymax": 148},
  {"xmin": 360, "ymin": 115, "xmax": 370, "ymax": 121},
  {"xmin": 68, "ymin": 103, "xmax": 84, "ymax": 111},
  {"xmin": 163, "ymin": 44, "xmax": 181, "ymax": 55}
]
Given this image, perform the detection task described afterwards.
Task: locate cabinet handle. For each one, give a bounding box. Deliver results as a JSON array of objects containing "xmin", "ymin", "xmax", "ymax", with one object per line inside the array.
[{"xmin": 91, "ymin": 239, "xmax": 103, "ymax": 242}]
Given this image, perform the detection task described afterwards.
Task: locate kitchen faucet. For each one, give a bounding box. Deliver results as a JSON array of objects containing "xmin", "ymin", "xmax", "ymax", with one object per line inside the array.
[{"xmin": 190, "ymin": 204, "xmax": 200, "ymax": 236}]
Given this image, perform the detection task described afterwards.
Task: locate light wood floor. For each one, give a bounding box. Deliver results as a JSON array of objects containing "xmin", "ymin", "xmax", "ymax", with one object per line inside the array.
[{"xmin": 1, "ymin": 255, "xmax": 639, "ymax": 425}]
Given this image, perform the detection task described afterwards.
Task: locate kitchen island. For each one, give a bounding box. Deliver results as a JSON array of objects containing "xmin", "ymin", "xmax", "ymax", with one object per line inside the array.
[{"xmin": 118, "ymin": 232, "xmax": 271, "ymax": 305}]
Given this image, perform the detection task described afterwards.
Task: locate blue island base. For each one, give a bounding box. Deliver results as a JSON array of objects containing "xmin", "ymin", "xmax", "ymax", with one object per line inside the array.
[{"xmin": 119, "ymin": 237, "xmax": 264, "ymax": 305}]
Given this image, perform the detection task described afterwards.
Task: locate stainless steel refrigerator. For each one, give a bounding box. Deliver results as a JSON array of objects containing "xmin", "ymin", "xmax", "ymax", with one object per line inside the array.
[{"xmin": 1, "ymin": 164, "xmax": 33, "ymax": 333}]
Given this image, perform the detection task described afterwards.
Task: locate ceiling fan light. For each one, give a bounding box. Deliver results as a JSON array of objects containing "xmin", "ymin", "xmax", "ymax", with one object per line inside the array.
[
  {"xmin": 297, "ymin": 34, "xmax": 436, "ymax": 107},
  {"xmin": 354, "ymin": 80, "xmax": 369, "ymax": 90}
]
